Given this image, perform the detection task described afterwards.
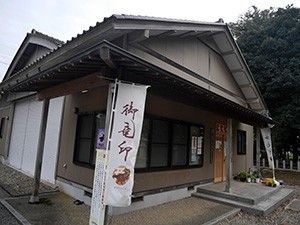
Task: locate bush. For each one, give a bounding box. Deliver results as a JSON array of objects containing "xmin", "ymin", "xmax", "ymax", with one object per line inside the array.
[{"xmin": 237, "ymin": 171, "xmax": 248, "ymax": 181}]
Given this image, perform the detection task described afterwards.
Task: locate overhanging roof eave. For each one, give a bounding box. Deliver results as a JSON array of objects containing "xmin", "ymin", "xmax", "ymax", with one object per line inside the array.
[{"xmin": 3, "ymin": 39, "xmax": 273, "ymax": 126}]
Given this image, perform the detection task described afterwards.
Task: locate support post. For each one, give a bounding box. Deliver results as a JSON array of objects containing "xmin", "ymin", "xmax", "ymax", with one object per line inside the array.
[
  {"xmin": 225, "ymin": 118, "xmax": 232, "ymax": 193},
  {"xmin": 29, "ymin": 98, "xmax": 50, "ymax": 203},
  {"xmin": 256, "ymin": 127, "xmax": 261, "ymax": 176}
]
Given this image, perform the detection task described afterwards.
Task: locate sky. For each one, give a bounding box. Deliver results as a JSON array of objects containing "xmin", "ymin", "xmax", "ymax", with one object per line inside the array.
[{"xmin": 0, "ymin": 0, "xmax": 299, "ymax": 81}]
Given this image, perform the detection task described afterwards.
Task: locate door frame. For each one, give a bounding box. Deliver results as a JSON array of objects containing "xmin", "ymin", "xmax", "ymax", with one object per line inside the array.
[{"xmin": 214, "ymin": 123, "xmax": 232, "ymax": 183}]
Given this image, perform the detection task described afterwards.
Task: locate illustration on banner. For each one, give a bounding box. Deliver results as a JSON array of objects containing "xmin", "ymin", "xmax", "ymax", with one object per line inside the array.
[{"xmin": 112, "ymin": 165, "xmax": 130, "ymax": 185}]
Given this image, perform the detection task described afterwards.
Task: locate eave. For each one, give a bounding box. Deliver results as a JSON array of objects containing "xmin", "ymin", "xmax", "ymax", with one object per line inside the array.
[{"xmin": 2, "ymin": 40, "xmax": 272, "ymax": 126}]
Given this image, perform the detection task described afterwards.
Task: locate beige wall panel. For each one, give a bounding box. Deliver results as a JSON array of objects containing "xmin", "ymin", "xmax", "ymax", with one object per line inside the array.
[
  {"xmin": 132, "ymin": 94, "xmax": 227, "ymax": 192},
  {"xmin": 143, "ymin": 37, "xmax": 210, "ymax": 79},
  {"xmin": 183, "ymin": 37, "xmax": 198, "ymax": 72},
  {"xmin": 210, "ymin": 51, "xmax": 244, "ymax": 98},
  {"xmin": 231, "ymin": 122, "xmax": 253, "ymax": 175},
  {"xmin": 133, "ymin": 167, "xmax": 212, "ymax": 193},
  {"xmin": 196, "ymin": 41, "xmax": 209, "ymax": 78},
  {"xmin": 57, "ymin": 86, "xmax": 108, "ymax": 187},
  {"xmin": 135, "ymin": 37, "xmax": 246, "ymax": 107},
  {"xmin": 58, "ymin": 88, "xmax": 229, "ymax": 190},
  {"xmin": 166, "ymin": 38, "xmax": 184, "ymax": 65},
  {"xmin": 210, "ymin": 86, "xmax": 245, "ymax": 106}
]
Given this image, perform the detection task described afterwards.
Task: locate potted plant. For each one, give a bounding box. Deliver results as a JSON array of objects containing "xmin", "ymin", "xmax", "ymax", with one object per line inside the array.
[
  {"xmin": 255, "ymin": 174, "xmax": 260, "ymax": 183},
  {"xmin": 272, "ymin": 179, "xmax": 277, "ymax": 187},
  {"xmin": 237, "ymin": 171, "xmax": 248, "ymax": 182},
  {"xmin": 246, "ymin": 173, "xmax": 254, "ymax": 183}
]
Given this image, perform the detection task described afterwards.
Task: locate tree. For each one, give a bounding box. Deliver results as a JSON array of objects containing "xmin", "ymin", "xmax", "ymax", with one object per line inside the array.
[{"xmin": 229, "ymin": 5, "xmax": 300, "ymax": 164}]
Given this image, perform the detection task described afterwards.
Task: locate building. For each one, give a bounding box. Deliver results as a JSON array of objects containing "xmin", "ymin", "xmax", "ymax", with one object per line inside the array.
[
  {"xmin": 0, "ymin": 15, "xmax": 272, "ymax": 215},
  {"xmin": 0, "ymin": 29, "xmax": 65, "ymax": 185}
]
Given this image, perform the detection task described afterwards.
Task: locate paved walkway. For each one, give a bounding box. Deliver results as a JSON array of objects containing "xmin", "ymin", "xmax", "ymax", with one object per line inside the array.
[{"xmin": 0, "ymin": 163, "xmax": 239, "ymax": 225}]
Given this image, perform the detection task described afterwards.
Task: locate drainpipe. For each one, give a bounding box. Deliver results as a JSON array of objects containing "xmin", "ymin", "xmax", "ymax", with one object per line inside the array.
[
  {"xmin": 29, "ymin": 98, "xmax": 50, "ymax": 203},
  {"xmin": 225, "ymin": 118, "xmax": 232, "ymax": 193}
]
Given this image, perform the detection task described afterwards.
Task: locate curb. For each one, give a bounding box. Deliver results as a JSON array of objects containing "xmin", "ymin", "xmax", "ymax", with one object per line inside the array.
[
  {"xmin": 0, "ymin": 199, "xmax": 31, "ymax": 225},
  {"xmin": 203, "ymin": 208, "xmax": 241, "ymax": 225}
]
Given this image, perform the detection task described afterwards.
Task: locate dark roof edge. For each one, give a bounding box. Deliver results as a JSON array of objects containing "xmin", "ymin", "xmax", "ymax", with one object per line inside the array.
[
  {"xmin": 2, "ymin": 29, "xmax": 64, "ymax": 82},
  {"xmin": 224, "ymin": 24, "xmax": 269, "ymax": 113},
  {"xmin": 105, "ymin": 14, "xmax": 227, "ymax": 26}
]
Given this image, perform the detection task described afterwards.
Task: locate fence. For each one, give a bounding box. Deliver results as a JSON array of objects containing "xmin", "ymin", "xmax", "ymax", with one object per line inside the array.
[{"xmin": 258, "ymin": 158, "xmax": 300, "ymax": 172}]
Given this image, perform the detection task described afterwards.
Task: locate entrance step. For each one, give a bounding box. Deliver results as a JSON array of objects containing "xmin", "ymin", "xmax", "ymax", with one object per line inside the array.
[
  {"xmin": 196, "ymin": 182, "xmax": 284, "ymax": 205},
  {"xmin": 192, "ymin": 181, "xmax": 294, "ymax": 216}
]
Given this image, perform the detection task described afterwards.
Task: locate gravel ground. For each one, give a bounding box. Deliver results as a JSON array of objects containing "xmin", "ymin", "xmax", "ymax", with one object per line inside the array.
[
  {"xmin": 217, "ymin": 169, "xmax": 300, "ymax": 225},
  {"xmin": 0, "ymin": 163, "xmax": 57, "ymax": 196}
]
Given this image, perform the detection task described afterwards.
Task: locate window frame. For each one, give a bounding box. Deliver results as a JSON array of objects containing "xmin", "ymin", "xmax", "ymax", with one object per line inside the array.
[
  {"xmin": 136, "ymin": 115, "xmax": 204, "ymax": 172},
  {"xmin": 0, "ymin": 117, "xmax": 5, "ymax": 139},
  {"xmin": 73, "ymin": 111, "xmax": 105, "ymax": 168},
  {"xmin": 237, "ymin": 130, "xmax": 247, "ymax": 155}
]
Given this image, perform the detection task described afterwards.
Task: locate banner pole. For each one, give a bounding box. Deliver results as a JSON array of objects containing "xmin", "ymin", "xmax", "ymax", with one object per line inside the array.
[{"xmin": 103, "ymin": 80, "xmax": 118, "ymax": 225}]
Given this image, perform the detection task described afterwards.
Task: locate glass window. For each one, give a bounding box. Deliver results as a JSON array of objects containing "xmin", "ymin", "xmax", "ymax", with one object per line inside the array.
[
  {"xmin": 172, "ymin": 145, "xmax": 187, "ymax": 166},
  {"xmin": 135, "ymin": 116, "xmax": 204, "ymax": 170},
  {"xmin": 172, "ymin": 123, "xmax": 188, "ymax": 166},
  {"xmin": 237, "ymin": 130, "xmax": 246, "ymax": 155},
  {"xmin": 151, "ymin": 144, "xmax": 169, "ymax": 167},
  {"xmin": 152, "ymin": 120, "xmax": 169, "ymax": 143},
  {"xmin": 136, "ymin": 119, "xmax": 150, "ymax": 168},
  {"xmin": 0, "ymin": 117, "xmax": 5, "ymax": 139},
  {"xmin": 74, "ymin": 112, "xmax": 106, "ymax": 167}
]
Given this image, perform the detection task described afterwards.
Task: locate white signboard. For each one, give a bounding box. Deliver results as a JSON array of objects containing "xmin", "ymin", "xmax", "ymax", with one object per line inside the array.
[
  {"xmin": 89, "ymin": 149, "xmax": 109, "ymax": 225},
  {"xmin": 104, "ymin": 83, "xmax": 148, "ymax": 207},
  {"xmin": 261, "ymin": 127, "xmax": 275, "ymax": 170}
]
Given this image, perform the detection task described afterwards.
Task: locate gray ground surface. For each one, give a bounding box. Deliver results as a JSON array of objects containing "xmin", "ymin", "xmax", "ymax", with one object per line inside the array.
[
  {"xmin": 217, "ymin": 186, "xmax": 300, "ymax": 225},
  {"xmin": 1, "ymin": 162, "xmax": 300, "ymax": 225},
  {"xmin": 0, "ymin": 201, "xmax": 22, "ymax": 225},
  {"xmin": 0, "ymin": 185, "xmax": 21, "ymax": 225},
  {"xmin": 107, "ymin": 197, "xmax": 237, "ymax": 225},
  {"xmin": 5, "ymin": 192, "xmax": 90, "ymax": 225}
]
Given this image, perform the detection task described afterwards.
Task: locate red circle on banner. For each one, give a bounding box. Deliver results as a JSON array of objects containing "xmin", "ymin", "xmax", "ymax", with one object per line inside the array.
[{"xmin": 112, "ymin": 166, "xmax": 130, "ymax": 185}]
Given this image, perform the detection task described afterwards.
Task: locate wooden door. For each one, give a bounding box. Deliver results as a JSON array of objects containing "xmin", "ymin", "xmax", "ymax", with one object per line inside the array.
[{"xmin": 214, "ymin": 133, "xmax": 226, "ymax": 183}]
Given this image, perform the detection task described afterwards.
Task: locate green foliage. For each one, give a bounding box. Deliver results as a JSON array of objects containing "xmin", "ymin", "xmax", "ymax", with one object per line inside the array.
[
  {"xmin": 229, "ymin": 5, "xmax": 300, "ymax": 161},
  {"xmin": 237, "ymin": 171, "xmax": 248, "ymax": 179}
]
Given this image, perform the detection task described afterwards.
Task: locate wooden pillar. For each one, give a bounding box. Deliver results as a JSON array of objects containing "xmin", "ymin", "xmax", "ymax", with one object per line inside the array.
[
  {"xmin": 256, "ymin": 127, "xmax": 261, "ymax": 176},
  {"xmin": 225, "ymin": 118, "xmax": 232, "ymax": 193},
  {"xmin": 29, "ymin": 98, "xmax": 50, "ymax": 203}
]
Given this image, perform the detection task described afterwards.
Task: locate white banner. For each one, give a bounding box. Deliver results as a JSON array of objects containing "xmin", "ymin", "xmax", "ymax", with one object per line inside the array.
[
  {"xmin": 89, "ymin": 149, "xmax": 109, "ymax": 225},
  {"xmin": 104, "ymin": 82, "xmax": 148, "ymax": 206},
  {"xmin": 260, "ymin": 127, "xmax": 274, "ymax": 170}
]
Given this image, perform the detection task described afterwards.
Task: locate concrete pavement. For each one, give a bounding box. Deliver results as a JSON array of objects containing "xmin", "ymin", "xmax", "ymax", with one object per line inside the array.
[{"xmin": 0, "ymin": 163, "xmax": 239, "ymax": 225}]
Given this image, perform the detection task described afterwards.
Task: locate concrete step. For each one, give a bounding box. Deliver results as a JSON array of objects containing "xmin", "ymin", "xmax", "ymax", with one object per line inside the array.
[
  {"xmin": 196, "ymin": 183, "xmax": 283, "ymax": 205},
  {"xmin": 192, "ymin": 187, "xmax": 294, "ymax": 216}
]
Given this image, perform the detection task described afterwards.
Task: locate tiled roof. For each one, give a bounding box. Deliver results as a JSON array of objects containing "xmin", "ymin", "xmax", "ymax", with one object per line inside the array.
[
  {"xmin": 104, "ymin": 14, "xmax": 225, "ymax": 25},
  {"xmin": 30, "ymin": 29, "xmax": 65, "ymax": 46}
]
